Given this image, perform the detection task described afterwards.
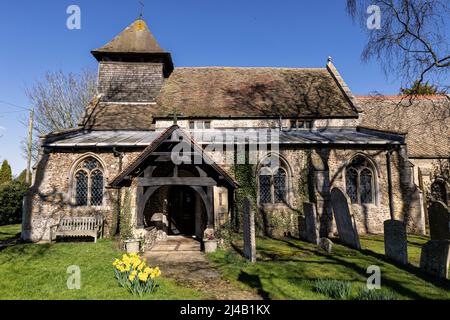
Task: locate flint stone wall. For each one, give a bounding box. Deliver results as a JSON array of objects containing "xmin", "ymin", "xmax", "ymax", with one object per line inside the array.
[{"xmin": 23, "ymin": 149, "xmax": 143, "ymax": 242}]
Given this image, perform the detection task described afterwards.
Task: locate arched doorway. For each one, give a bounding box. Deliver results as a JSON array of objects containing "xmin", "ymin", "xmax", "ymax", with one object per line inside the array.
[
  {"xmin": 143, "ymin": 185, "xmax": 207, "ymax": 238},
  {"xmin": 168, "ymin": 186, "xmax": 208, "ymax": 236}
]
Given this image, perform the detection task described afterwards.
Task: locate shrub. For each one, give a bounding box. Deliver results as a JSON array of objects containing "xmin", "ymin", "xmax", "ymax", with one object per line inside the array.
[
  {"xmin": 113, "ymin": 253, "xmax": 161, "ymax": 297},
  {"xmin": 0, "ymin": 181, "xmax": 28, "ymax": 226},
  {"xmin": 354, "ymin": 288, "xmax": 398, "ymax": 300},
  {"xmin": 314, "ymin": 279, "xmax": 353, "ymax": 300}
]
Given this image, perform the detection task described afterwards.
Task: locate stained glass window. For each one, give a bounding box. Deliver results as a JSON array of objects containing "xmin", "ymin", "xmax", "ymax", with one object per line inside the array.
[
  {"xmin": 259, "ymin": 175, "xmax": 272, "ymax": 204},
  {"xmin": 431, "ymin": 180, "xmax": 447, "ymax": 203},
  {"xmin": 360, "ymin": 169, "xmax": 373, "ymax": 204},
  {"xmin": 274, "ymin": 169, "xmax": 286, "ymax": 203},
  {"xmin": 74, "ymin": 157, "xmax": 104, "ymax": 207},
  {"xmin": 346, "ymin": 168, "xmax": 358, "ymax": 204},
  {"xmin": 75, "ymin": 171, "xmax": 88, "ymax": 206},
  {"xmin": 258, "ymin": 158, "xmax": 289, "ymax": 205},
  {"xmin": 91, "ymin": 170, "xmax": 104, "ymax": 206},
  {"xmin": 345, "ymin": 156, "xmax": 375, "ymax": 205}
]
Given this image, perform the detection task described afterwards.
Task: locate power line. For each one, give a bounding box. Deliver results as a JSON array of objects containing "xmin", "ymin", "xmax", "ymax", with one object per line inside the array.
[
  {"xmin": 0, "ymin": 110, "xmax": 28, "ymax": 115},
  {"xmin": 0, "ymin": 99, "xmax": 30, "ymax": 111}
]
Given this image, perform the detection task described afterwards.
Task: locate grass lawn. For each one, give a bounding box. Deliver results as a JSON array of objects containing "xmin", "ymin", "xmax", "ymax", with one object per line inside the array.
[
  {"xmin": 208, "ymin": 236, "xmax": 450, "ymax": 300},
  {"xmin": 0, "ymin": 224, "xmax": 21, "ymax": 241},
  {"xmin": 360, "ymin": 234, "xmax": 429, "ymax": 267},
  {"xmin": 0, "ymin": 225, "xmax": 205, "ymax": 300}
]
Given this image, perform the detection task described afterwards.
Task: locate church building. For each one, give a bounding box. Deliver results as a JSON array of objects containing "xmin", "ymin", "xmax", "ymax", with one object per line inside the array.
[{"xmin": 23, "ymin": 18, "xmax": 443, "ymax": 247}]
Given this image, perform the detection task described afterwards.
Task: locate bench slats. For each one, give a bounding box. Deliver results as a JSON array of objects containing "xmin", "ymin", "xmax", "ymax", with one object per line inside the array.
[{"xmin": 51, "ymin": 216, "xmax": 104, "ymax": 243}]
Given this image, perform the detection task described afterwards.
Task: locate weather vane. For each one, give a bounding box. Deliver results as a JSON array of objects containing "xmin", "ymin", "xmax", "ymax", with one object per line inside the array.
[{"xmin": 139, "ymin": 1, "xmax": 145, "ymax": 19}]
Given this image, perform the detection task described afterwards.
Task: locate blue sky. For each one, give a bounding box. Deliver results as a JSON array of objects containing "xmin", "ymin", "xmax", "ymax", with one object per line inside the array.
[{"xmin": 0, "ymin": 0, "xmax": 406, "ymax": 175}]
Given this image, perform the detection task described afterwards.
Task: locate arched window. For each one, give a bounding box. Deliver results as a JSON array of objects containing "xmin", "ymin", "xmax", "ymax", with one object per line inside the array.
[
  {"xmin": 431, "ymin": 179, "xmax": 447, "ymax": 203},
  {"xmin": 258, "ymin": 157, "xmax": 289, "ymax": 205},
  {"xmin": 74, "ymin": 157, "xmax": 104, "ymax": 207},
  {"xmin": 345, "ymin": 155, "xmax": 375, "ymax": 205}
]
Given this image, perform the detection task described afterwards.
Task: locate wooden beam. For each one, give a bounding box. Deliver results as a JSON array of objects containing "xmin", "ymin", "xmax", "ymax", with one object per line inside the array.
[
  {"xmin": 150, "ymin": 152, "xmax": 202, "ymax": 156},
  {"xmin": 137, "ymin": 177, "xmax": 217, "ymax": 187}
]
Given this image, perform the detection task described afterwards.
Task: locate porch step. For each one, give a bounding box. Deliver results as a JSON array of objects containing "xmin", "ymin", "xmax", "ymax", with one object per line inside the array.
[{"xmin": 150, "ymin": 236, "xmax": 201, "ymax": 252}]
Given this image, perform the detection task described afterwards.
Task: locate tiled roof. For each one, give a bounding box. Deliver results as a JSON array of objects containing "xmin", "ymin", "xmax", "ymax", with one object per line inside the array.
[
  {"xmin": 79, "ymin": 63, "xmax": 360, "ymax": 130},
  {"xmin": 155, "ymin": 66, "xmax": 359, "ymax": 119},
  {"xmin": 358, "ymin": 95, "xmax": 450, "ymax": 158},
  {"xmin": 92, "ymin": 20, "xmax": 166, "ymax": 55}
]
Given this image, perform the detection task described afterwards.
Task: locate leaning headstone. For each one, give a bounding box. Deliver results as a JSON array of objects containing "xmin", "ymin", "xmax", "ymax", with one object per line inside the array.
[
  {"xmin": 303, "ymin": 202, "xmax": 319, "ymax": 245},
  {"xmin": 428, "ymin": 201, "xmax": 450, "ymax": 240},
  {"xmin": 243, "ymin": 198, "xmax": 256, "ymax": 263},
  {"xmin": 318, "ymin": 237, "xmax": 333, "ymax": 253},
  {"xmin": 330, "ymin": 188, "xmax": 361, "ymax": 250},
  {"xmin": 420, "ymin": 240, "xmax": 450, "ymax": 279},
  {"xmin": 384, "ymin": 220, "xmax": 408, "ymax": 265}
]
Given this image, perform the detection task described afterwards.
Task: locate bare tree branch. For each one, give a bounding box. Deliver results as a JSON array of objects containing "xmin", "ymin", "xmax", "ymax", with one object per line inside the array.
[
  {"xmin": 347, "ymin": 0, "xmax": 449, "ymax": 92},
  {"xmin": 22, "ymin": 69, "xmax": 97, "ymax": 161}
]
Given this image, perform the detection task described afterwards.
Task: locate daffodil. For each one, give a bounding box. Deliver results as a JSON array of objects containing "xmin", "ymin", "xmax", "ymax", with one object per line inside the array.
[{"xmin": 138, "ymin": 272, "xmax": 149, "ymax": 282}]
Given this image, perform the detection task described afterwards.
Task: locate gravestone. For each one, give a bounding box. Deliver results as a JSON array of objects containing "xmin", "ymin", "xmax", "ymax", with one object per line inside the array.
[
  {"xmin": 420, "ymin": 240, "xmax": 450, "ymax": 279},
  {"xmin": 384, "ymin": 220, "xmax": 408, "ymax": 265},
  {"xmin": 330, "ymin": 187, "xmax": 361, "ymax": 250},
  {"xmin": 318, "ymin": 237, "xmax": 333, "ymax": 253},
  {"xmin": 303, "ymin": 202, "xmax": 319, "ymax": 245},
  {"xmin": 243, "ymin": 198, "xmax": 256, "ymax": 263},
  {"xmin": 428, "ymin": 201, "xmax": 450, "ymax": 240}
]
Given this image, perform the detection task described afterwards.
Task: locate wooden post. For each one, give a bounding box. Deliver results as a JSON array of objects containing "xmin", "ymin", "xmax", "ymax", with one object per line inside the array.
[{"xmin": 26, "ymin": 108, "xmax": 34, "ymax": 185}]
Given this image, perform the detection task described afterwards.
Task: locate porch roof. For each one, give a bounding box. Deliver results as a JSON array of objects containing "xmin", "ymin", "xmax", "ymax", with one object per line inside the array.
[{"xmin": 108, "ymin": 125, "xmax": 240, "ymax": 188}]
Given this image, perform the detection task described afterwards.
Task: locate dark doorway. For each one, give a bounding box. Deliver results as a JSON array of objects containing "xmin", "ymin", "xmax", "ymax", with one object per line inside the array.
[{"xmin": 168, "ymin": 186, "xmax": 196, "ymax": 235}]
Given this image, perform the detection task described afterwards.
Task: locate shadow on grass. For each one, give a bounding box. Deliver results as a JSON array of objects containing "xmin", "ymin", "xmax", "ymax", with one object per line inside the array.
[
  {"xmin": 229, "ymin": 236, "xmax": 450, "ymax": 300},
  {"xmin": 359, "ymin": 247, "xmax": 450, "ymax": 293},
  {"xmin": 237, "ymin": 271, "xmax": 271, "ymax": 300},
  {"xmin": 283, "ymin": 237, "xmax": 450, "ymax": 299}
]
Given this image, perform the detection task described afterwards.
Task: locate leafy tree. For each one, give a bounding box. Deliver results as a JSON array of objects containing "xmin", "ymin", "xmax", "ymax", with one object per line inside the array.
[
  {"xmin": 0, "ymin": 181, "xmax": 28, "ymax": 226},
  {"xmin": 15, "ymin": 169, "xmax": 31, "ymax": 186},
  {"xmin": 0, "ymin": 160, "xmax": 12, "ymax": 185},
  {"xmin": 400, "ymin": 81, "xmax": 441, "ymax": 95}
]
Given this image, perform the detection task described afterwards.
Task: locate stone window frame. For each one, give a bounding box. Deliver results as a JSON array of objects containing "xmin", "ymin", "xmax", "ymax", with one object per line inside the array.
[
  {"xmin": 343, "ymin": 153, "xmax": 380, "ymax": 207},
  {"xmin": 256, "ymin": 153, "xmax": 293, "ymax": 208},
  {"xmin": 69, "ymin": 153, "xmax": 108, "ymax": 208},
  {"xmin": 189, "ymin": 120, "xmax": 212, "ymax": 130},
  {"xmin": 288, "ymin": 119, "xmax": 314, "ymax": 130},
  {"xmin": 430, "ymin": 178, "xmax": 449, "ymax": 205}
]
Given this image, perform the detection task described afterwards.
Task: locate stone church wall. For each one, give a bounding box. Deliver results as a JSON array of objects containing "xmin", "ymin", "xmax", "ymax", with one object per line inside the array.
[{"xmin": 22, "ymin": 149, "xmax": 143, "ymax": 242}]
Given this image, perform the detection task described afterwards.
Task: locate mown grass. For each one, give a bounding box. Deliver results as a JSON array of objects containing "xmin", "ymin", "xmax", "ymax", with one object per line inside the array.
[
  {"xmin": 208, "ymin": 236, "xmax": 450, "ymax": 300},
  {"xmin": 0, "ymin": 225, "xmax": 205, "ymax": 300},
  {"xmin": 0, "ymin": 224, "xmax": 21, "ymax": 241},
  {"xmin": 360, "ymin": 234, "xmax": 428, "ymax": 267}
]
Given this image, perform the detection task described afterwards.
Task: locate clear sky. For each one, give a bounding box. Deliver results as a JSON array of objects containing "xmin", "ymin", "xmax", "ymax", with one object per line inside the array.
[{"xmin": 0, "ymin": 0, "xmax": 407, "ymax": 175}]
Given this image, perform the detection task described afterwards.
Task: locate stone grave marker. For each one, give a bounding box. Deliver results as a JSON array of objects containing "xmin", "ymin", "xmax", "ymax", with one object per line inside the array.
[
  {"xmin": 429, "ymin": 201, "xmax": 450, "ymax": 240},
  {"xmin": 330, "ymin": 187, "xmax": 361, "ymax": 250},
  {"xmin": 243, "ymin": 198, "xmax": 256, "ymax": 263},
  {"xmin": 303, "ymin": 202, "xmax": 319, "ymax": 245},
  {"xmin": 420, "ymin": 240, "xmax": 450, "ymax": 279},
  {"xmin": 384, "ymin": 220, "xmax": 408, "ymax": 265},
  {"xmin": 318, "ymin": 237, "xmax": 333, "ymax": 253}
]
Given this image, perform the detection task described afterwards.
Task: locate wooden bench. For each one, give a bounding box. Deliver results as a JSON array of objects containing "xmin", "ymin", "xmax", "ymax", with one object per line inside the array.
[{"xmin": 50, "ymin": 216, "xmax": 104, "ymax": 243}]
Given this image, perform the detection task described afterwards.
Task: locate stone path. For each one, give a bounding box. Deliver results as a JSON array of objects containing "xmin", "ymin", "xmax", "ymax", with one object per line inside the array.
[{"xmin": 144, "ymin": 236, "xmax": 261, "ymax": 300}]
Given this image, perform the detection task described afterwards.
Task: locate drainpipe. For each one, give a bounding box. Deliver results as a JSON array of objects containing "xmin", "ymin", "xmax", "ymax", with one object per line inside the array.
[
  {"xmin": 386, "ymin": 149, "xmax": 395, "ymax": 220},
  {"xmin": 113, "ymin": 147, "xmax": 125, "ymax": 235}
]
